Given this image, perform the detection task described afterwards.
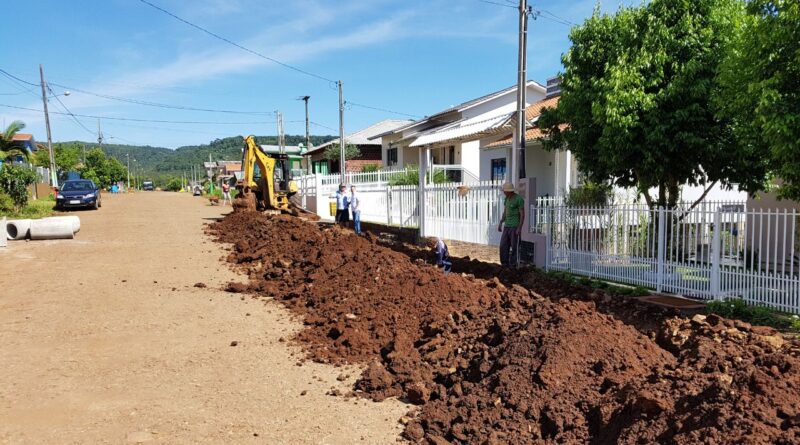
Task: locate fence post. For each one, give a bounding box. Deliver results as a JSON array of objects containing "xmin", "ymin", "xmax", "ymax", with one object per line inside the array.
[
  {"xmin": 656, "ymin": 207, "xmax": 666, "ymax": 293},
  {"xmin": 711, "ymin": 209, "xmax": 722, "ymax": 299},
  {"xmin": 386, "ymin": 186, "xmax": 392, "ymax": 226}
]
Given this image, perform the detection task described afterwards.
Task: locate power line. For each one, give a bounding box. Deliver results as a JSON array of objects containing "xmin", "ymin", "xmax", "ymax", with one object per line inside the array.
[
  {"xmin": 478, "ymin": 0, "xmax": 516, "ymax": 9},
  {"xmin": 46, "ymin": 85, "xmax": 96, "ymax": 136},
  {"xmin": 346, "ymin": 101, "xmax": 420, "ymax": 118},
  {"xmin": 48, "ymin": 81, "xmax": 274, "ymax": 115},
  {"xmin": 137, "ymin": 0, "xmax": 336, "ymax": 83},
  {"xmin": 0, "ymin": 68, "xmax": 39, "ymax": 87},
  {"xmin": 310, "ymin": 121, "xmax": 338, "ymax": 132},
  {"xmin": 0, "ymin": 104, "xmax": 281, "ymax": 125},
  {"xmin": 476, "ymin": 1, "xmax": 576, "ymax": 27}
]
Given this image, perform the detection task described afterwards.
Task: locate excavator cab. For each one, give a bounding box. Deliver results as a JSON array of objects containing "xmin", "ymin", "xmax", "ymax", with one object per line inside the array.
[{"xmin": 237, "ymin": 135, "xmax": 297, "ymax": 212}]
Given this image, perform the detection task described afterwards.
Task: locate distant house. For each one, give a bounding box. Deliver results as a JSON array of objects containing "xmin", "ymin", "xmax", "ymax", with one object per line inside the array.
[
  {"xmin": 304, "ymin": 119, "xmax": 412, "ymax": 174},
  {"xmin": 371, "ymin": 81, "xmax": 547, "ymax": 182},
  {"xmin": 10, "ymin": 133, "xmax": 37, "ymax": 153},
  {"xmin": 259, "ymin": 144, "xmax": 306, "ymax": 176}
]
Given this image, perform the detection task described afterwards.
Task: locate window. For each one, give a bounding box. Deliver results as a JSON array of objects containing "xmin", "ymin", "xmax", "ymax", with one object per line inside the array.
[
  {"xmin": 387, "ymin": 147, "xmax": 398, "ymax": 166},
  {"xmin": 491, "ymin": 158, "xmax": 506, "ymax": 181}
]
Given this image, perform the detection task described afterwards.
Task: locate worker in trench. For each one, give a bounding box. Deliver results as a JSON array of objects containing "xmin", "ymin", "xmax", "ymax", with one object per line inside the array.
[
  {"xmin": 431, "ymin": 237, "xmax": 452, "ymax": 274},
  {"xmin": 498, "ymin": 182, "xmax": 524, "ymax": 268}
]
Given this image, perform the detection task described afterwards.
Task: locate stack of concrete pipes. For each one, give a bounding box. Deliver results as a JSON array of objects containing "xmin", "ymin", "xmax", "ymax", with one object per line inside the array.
[{"xmin": 3, "ymin": 216, "xmax": 80, "ymax": 242}]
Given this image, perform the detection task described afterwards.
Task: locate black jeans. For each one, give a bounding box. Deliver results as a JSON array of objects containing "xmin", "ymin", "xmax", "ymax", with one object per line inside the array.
[{"xmin": 499, "ymin": 226, "xmax": 520, "ymax": 267}]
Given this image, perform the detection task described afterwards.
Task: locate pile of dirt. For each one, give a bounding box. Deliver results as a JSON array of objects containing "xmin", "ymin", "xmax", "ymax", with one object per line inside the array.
[{"xmin": 208, "ymin": 211, "xmax": 800, "ymax": 444}]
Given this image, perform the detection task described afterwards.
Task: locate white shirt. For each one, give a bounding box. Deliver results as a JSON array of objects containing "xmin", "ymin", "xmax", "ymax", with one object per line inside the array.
[{"xmin": 350, "ymin": 192, "xmax": 360, "ymax": 212}]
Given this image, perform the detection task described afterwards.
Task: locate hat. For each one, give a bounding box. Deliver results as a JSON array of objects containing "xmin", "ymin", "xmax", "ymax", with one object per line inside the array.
[{"xmin": 502, "ymin": 183, "xmax": 515, "ymax": 192}]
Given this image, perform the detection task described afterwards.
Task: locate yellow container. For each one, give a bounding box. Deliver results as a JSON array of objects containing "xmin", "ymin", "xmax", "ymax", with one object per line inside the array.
[{"xmin": 329, "ymin": 201, "xmax": 337, "ymax": 217}]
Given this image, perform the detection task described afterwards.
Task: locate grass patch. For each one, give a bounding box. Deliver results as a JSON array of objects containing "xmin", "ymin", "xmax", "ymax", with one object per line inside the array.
[
  {"xmin": 546, "ymin": 270, "xmax": 650, "ymax": 297},
  {"xmin": 706, "ymin": 298, "xmax": 800, "ymax": 331},
  {"xmin": 0, "ymin": 196, "xmax": 57, "ymax": 219}
]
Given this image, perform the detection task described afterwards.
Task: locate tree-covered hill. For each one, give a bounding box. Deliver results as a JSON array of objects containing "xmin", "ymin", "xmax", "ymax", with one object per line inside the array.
[{"xmin": 57, "ymin": 134, "xmax": 335, "ymax": 185}]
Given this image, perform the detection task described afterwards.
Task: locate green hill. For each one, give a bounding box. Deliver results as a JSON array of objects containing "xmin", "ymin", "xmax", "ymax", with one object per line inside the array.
[{"xmin": 59, "ymin": 134, "xmax": 335, "ymax": 185}]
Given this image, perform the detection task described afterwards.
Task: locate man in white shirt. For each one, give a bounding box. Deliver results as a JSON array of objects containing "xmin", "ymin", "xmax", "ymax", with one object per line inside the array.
[
  {"xmin": 332, "ymin": 184, "xmax": 349, "ymax": 225},
  {"xmin": 350, "ymin": 185, "xmax": 362, "ymax": 234}
]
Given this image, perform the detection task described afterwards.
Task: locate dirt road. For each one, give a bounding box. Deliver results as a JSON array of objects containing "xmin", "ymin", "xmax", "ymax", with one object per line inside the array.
[{"xmin": 0, "ymin": 193, "xmax": 406, "ymax": 444}]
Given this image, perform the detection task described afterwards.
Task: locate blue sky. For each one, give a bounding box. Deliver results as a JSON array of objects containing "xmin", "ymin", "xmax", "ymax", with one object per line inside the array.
[{"xmin": 1, "ymin": 0, "xmax": 619, "ymax": 149}]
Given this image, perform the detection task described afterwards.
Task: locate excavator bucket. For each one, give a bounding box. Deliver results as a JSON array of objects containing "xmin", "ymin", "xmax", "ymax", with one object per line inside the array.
[{"xmin": 232, "ymin": 187, "xmax": 257, "ymax": 212}]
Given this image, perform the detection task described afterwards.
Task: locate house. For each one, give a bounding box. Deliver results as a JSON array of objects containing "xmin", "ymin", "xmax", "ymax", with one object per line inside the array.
[
  {"xmin": 372, "ymin": 81, "xmax": 547, "ymax": 182},
  {"xmin": 304, "ymin": 119, "xmax": 411, "ymax": 174},
  {"xmin": 259, "ymin": 144, "xmax": 306, "ymax": 175},
  {"xmin": 478, "ymin": 94, "xmax": 576, "ymax": 197},
  {"xmin": 10, "ymin": 133, "xmax": 37, "ymax": 153}
]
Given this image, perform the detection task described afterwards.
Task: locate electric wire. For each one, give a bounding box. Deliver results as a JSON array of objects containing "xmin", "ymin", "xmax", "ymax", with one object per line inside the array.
[
  {"xmin": 0, "ymin": 104, "xmax": 280, "ymax": 125},
  {"xmin": 48, "ymin": 81, "xmax": 274, "ymax": 115},
  {"xmin": 346, "ymin": 101, "xmax": 420, "ymax": 118},
  {"xmin": 47, "ymin": 85, "xmax": 96, "ymax": 136},
  {"xmin": 137, "ymin": 0, "xmax": 336, "ymax": 83}
]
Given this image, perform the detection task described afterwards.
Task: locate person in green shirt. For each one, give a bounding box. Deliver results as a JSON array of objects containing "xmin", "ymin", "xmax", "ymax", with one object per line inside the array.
[{"xmin": 498, "ymin": 182, "xmax": 525, "ymax": 268}]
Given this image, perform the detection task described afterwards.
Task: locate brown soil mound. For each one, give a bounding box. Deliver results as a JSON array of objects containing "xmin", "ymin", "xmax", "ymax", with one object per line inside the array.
[{"xmin": 209, "ymin": 211, "xmax": 800, "ymax": 444}]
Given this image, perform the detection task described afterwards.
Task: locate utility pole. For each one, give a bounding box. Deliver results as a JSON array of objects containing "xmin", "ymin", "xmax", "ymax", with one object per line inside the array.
[
  {"xmin": 275, "ymin": 111, "xmax": 285, "ymax": 155},
  {"xmin": 39, "ymin": 64, "xmax": 57, "ymax": 188},
  {"xmin": 338, "ymin": 80, "xmax": 345, "ymax": 182},
  {"xmin": 126, "ymin": 153, "xmax": 131, "ymax": 189},
  {"xmin": 300, "ymin": 96, "xmax": 311, "ymax": 174},
  {"xmin": 97, "ymin": 119, "xmax": 104, "ymax": 148},
  {"xmin": 512, "ymin": 0, "xmax": 529, "ymax": 185}
]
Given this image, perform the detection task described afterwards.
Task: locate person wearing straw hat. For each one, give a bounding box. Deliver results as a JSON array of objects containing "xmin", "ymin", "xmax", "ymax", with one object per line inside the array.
[{"xmin": 498, "ymin": 182, "xmax": 525, "ymax": 268}]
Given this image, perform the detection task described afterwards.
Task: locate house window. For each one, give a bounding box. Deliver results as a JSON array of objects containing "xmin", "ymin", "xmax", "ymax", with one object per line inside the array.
[
  {"xmin": 387, "ymin": 147, "xmax": 398, "ymax": 166},
  {"xmin": 491, "ymin": 158, "xmax": 506, "ymax": 181}
]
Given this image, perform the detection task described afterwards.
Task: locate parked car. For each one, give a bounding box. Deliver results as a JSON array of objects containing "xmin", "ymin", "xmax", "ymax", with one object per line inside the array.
[
  {"xmin": 56, "ymin": 180, "xmax": 102, "ymax": 210},
  {"xmin": 143, "ymin": 181, "xmax": 154, "ymax": 191}
]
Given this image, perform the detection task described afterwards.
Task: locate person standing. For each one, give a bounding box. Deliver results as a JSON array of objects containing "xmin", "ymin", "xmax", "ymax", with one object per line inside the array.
[
  {"xmin": 350, "ymin": 185, "xmax": 362, "ymax": 234},
  {"xmin": 221, "ymin": 181, "xmax": 232, "ymax": 206},
  {"xmin": 332, "ymin": 184, "xmax": 349, "ymax": 226},
  {"xmin": 498, "ymin": 182, "xmax": 525, "ymax": 268}
]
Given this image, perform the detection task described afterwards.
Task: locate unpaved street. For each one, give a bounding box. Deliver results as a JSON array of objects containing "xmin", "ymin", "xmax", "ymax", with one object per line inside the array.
[{"xmin": 0, "ymin": 192, "xmax": 406, "ymax": 444}]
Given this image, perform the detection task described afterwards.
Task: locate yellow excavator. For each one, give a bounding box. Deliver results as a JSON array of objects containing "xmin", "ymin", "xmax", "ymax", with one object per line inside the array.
[{"xmin": 235, "ymin": 135, "xmax": 298, "ymax": 212}]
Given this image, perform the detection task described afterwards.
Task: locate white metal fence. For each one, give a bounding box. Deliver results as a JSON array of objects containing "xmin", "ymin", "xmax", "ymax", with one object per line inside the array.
[
  {"xmin": 318, "ymin": 168, "xmax": 410, "ymax": 187},
  {"xmin": 534, "ymin": 204, "xmax": 800, "ymax": 314},
  {"xmin": 356, "ymin": 184, "xmax": 419, "ymax": 228},
  {"xmin": 423, "ymin": 181, "xmax": 504, "ymax": 245}
]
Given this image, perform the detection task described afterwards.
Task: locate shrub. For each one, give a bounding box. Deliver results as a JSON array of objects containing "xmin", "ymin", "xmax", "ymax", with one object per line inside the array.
[
  {"xmin": 0, "ymin": 164, "xmax": 37, "ymax": 211},
  {"xmin": 564, "ymin": 182, "xmax": 614, "ymax": 207},
  {"xmin": 361, "ymin": 164, "xmax": 380, "ymax": 173}
]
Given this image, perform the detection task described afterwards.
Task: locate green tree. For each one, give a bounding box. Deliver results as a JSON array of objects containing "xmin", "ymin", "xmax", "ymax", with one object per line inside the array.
[
  {"xmin": 80, "ymin": 148, "xmax": 127, "ymax": 188},
  {"xmin": 323, "ymin": 143, "xmax": 361, "ymax": 161},
  {"xmin": 32, "ymin": 143, "xmax": 81, "ymax": 172},
  {"xmin": 717, "ymin": 0, "xmax": 800, "ymax": 199},
  {"xmin": 165, "ymin": 177, "xmax": 183, "ymax": 191},
  {"xmin": 0, "ymin": 164, "xmax": 37, "ymax": 211},
  {"xmin": 540, "ymin": 0, "xmax": 767, "ymax": 209},
  {"xmin": 0, "ymin": 120, "xmax": 30, "ymax": 162}
]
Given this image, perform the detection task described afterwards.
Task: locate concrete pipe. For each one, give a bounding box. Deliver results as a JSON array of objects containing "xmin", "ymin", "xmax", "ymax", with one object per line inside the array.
[
  {"xmin": 29, "ymin": 218, "xmax": 75, "ymax": 240},
  {"xmin": 0, "ymin": 218, "xmax": 6, "ymax": 247},
  {"xmin": 6, "ymin": 219, "xmax": 32, "ymax": 240},
  {"xmin": 46, "ymin": 216, "xmax": 81, "ymax": 234}
]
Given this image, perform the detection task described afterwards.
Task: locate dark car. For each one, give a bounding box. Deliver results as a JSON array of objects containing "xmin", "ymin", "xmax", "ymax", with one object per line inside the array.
[
  {"xmin": 143, "ymin": 181, "xmax": 154, "ymax": 191},
  {"xmin": 56, "ymin": 180, "xmax": 102, "ymax": 210}
]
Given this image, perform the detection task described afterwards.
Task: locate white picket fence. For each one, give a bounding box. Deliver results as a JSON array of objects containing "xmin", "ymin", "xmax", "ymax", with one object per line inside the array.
[
  {"xmin": 356, "ymin": 184, "xmax": 419, "ymax": 228},
  {"xmin": 534, "ymin": 204, "xmax": 800, "ymax": 314},
  {"xmin": 318, "ymin": 168, "xmax": 410, "ymax": 187},
  {"xmin": 423, "ymin": 181, "xmax": 505, "ymax": 245}
]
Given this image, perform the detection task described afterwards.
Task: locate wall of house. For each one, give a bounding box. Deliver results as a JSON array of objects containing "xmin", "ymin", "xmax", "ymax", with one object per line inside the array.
[
  {"xmin": 460, "ymin": 140, "xmax": 480, "ymax": 178},
  {"xmin": 480, "ymin": 146, "xmax": 508, "ymax": 181},
  {"xmin": 525, "ymin": 145, "xmax": 557, "ymax": 197},
  {"xmin": 461, "ymin": 85, "xmax": 547, "ymax": 120}
]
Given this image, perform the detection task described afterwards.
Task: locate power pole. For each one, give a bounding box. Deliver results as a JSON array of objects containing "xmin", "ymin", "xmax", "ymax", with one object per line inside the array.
[
  {"xmin": 300, "ymin": 96, "xmax": 311, "ymax": 174},
  {"xmin": 338, "ymin": 80, "xmax": 345, "ymax": 182},
  {"xmin": 39, "ymin": 64, "xmax": 57, "ymax": 188},
  {"xmin": 512, "ymin": 0, "xmax": 529, "ymax": 185},
  {"xmin": 97, "ymin": 119, "xmax": 104, "ymax": 148},
  {"xmin": 126, "ymin": 153, "xmax": 131, "ymax": 189}
]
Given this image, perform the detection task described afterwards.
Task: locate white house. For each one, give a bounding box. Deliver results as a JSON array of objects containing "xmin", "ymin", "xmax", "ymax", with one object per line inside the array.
[{"xmin": 371, "ymin": 81, "xmax": 547, "ymax": 182}]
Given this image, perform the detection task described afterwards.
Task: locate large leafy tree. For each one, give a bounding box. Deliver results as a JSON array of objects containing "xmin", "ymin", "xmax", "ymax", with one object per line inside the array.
[
  {"xmin": 80, "ymin": 148, "xmax": 127, "ymax": 188},
  {"xmin": 717, "ymin": 0, "xmax": 800, "ymax": 199},
  {"xmin": 540, "ymin": 0, "xmax": 769, "ymax": 208},
  {"xmin": 32, "ymin": 142, "xmax": 81, "ymax": 172}
]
